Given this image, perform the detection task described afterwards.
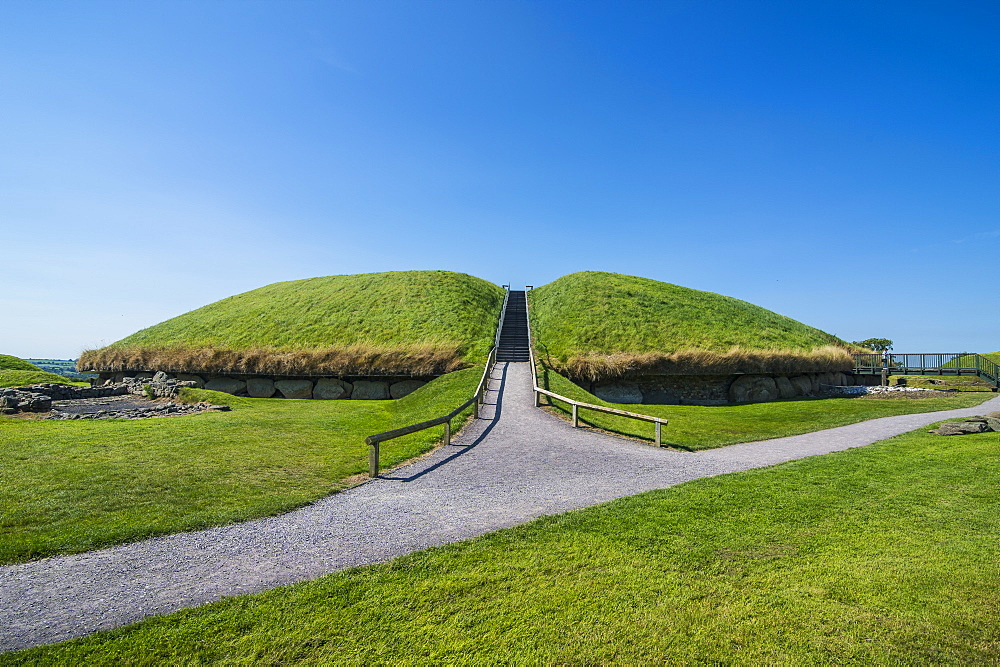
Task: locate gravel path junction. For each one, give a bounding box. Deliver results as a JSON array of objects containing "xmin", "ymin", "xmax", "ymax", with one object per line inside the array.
[{"xmin": 2, "ymin": 361, "xmax": 998, "ymax": 653}]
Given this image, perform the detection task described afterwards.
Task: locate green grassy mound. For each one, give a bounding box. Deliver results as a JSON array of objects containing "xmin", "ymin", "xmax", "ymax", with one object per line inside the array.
[
  {"xmin": 0, "ymin": 355, "xmax": 42, "ymax": 372},
  {"xmin": 0, "ymin": 356, "xmax": 82, "ymax": 388},
  {"xmin": 79, "ymin": 271, "xmax": 505, "ymax": 376},
  {"xmin": 0, "ymin": 370, "xmax": 84, "ymax": 389},
  {"xmin": 15, "ymin": 426, "xmax": 1000, "ymax": 663},
  {"xmin": 530, "ymin": 272, "xmax": 854, "ymax": 379}
]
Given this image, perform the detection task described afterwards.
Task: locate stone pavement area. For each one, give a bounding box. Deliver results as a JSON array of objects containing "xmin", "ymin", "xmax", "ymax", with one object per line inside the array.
[{"xmin": 2, "ymin": 361, "xmax": 998, "ymax": 653}]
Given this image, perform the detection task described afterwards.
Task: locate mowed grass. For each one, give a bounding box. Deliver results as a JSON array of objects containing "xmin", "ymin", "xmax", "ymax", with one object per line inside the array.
[
  {"xmin": 0, "ymin": 368, "xmax": 482, "ymax": 565},
  {"xmin": 537, "ymin": 367, "xmax": 995, "ymax": 449},
  {"xmin": 0, "ymin": 370, "xmax": 84, "ymax": 389},
  {"xmin": 530, "ymin": 272, "xmax": 850, "ymax": 371},
  {"xmin": 892, "ymin": 374, "xmax": 997, "ymax": 392},
  {"xmin": 80, "ymin": 271, "xmax": 504, "ymax": 375},
  {"xmin": 8, "ymin": 426, "xmax": 999, "ymax": 664},
  {"xmin": 0, "ymin": 355, "xmax": 82, "ymax": 387},
  {"xmin": 0, "ymin": 355, "xmax": 42, "ymax": 372}
]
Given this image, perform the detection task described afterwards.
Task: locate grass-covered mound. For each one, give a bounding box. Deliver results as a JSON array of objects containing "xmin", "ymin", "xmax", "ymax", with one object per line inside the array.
[
  {"xmin": 530, "ymin": 272, "xmax": 854, "ymax": 380},
  {"xmin": 0, "ymin": 355, "xmax": 42, "ymax": 372},
  {"xmin": 79, "ymin": 271, "xmax": 505, "ymax": 377},
  {"xmin": 0, "ymin": 355, "xmax": 81, "ymax": 388}
]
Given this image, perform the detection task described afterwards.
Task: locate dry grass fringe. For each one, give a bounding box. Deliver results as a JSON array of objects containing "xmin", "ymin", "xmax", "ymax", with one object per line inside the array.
[
  {"xmin": 78, "ymin": 343, "xmax": 468, "ymax": 377},
  {"xmin": 554, "ymin": 346, "xmax": 855, "ymax": 381}
]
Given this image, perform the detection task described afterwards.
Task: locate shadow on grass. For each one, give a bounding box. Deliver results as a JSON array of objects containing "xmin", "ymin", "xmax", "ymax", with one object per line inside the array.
[{"xmin": 383, "ymin": 362, "xmax": 509, "ymax": 482}]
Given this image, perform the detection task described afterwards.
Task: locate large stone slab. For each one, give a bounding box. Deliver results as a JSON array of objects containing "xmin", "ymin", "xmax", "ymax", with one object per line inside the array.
[
  {"xmin": 775, "ymin": 376, "xmax": 797, "ymax": 399},
  {"xmin": 791, "ymin": 375, "xmax": 813, "ymax": 396},
  {"xmin": 351, "ymin": 381, "xmax": 390, "ymax": 400},
  {"xmin": 931, "ymin": 420, "xmax": 990, "ymax": 435},
  {"xmin": 274, "ymin": 380, "xmax": 314, "ymax": 399},
  {"xmin": 593, "ymin": 383, "xmax": 643, "ymax": 404},
  {"xmin": 389, "ymin": 380, "xmax": 425, "ymax": 399},
  {"xmin": 176, "ymin": 374, "xmax": 205, "ymax": 389},
  {"xmin": 728, "ymin": 375, "xmax": 779, "ymax": 403},
  {"xmin": 314, "ymin": 378, "xmax": 353, "ymax": 400},
  {"xmin": 204, "ymin": 377, "xmax": 247, "ymax": 395},
  {"xmin": 246, "ymin": 378, "xmax": 276, "ymax": 398}
]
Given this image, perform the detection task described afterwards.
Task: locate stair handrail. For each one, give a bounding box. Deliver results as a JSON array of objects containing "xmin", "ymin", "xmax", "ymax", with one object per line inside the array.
[
  {"xmin": 364, "ymin": 288, "xmax": 508, "ymax": 478},
  {"xmin": 494, "ymin": 286, "xmax": 510, "ymax": 350},
  {"xmin": 525, "ymin": 291, "xmax": 669, "ymax": 446}
]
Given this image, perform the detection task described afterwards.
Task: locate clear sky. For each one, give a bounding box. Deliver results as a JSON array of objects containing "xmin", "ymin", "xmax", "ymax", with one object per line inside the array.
[{"xmin": 2, "ymin": 0, "xmax": 997, "ymax": 359}]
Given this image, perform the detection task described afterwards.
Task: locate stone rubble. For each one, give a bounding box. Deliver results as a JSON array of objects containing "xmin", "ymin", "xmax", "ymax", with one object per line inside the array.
[
  {"xmin": 45, "ymin": 402, "xmax": 231, "ymax": 420},
  {"xmin": 0, "ymin": 376, "xmax": 218, "ymax": 418},
  {"xmin": 824, "ymin": 385, "xmax": 946, "ymax": 396}
]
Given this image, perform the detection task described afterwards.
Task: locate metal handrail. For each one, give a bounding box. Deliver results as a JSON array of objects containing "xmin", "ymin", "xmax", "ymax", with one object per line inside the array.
[
  {"xmin": 494, "ymin": 287, "xmax": 510, "ymax": 351},
  {"xmin": 364, "ymin": 288, "xmax": 508, "ymax": 478},
  {"xmin": 851, "ymin": 352, "xmax": 1000, "ymax": 389},
  {"xmin": 525, "ymin": 291, "xmax": 669, "ymax": 446}
]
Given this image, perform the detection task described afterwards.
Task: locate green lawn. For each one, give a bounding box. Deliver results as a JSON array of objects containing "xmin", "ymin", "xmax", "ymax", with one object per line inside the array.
[
  {"xmin": 0, "ymin": 367, "xmax": 482, "ymax": 565},
  {"xmin": 891, "ymin": 374, "xmax": 996, "ymax": 392},
  {"xmin": 537, "ymin": 366, "xmax": 996, "ymax": 449},
  {"xmin": 0, "ymin": 369, "xmax": 84, "ymax": 389},
  {"xmin": 8, "ymin": 424, "xmax": 999, "ymax": 664}
]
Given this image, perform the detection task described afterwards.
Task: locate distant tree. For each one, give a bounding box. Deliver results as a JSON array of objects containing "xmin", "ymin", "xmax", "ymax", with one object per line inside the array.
[{"xmin": 853, "ymin": 338, "xmax": 893, "ymax": 352}]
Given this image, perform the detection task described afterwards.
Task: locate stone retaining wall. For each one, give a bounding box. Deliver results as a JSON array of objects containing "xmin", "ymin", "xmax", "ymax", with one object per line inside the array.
[
  {"xmin": 581, "ymin": 371, "xmax": 882, "ymax": 405},
  {"xmin": 95, "ymin": 371, "xmax": 430, "ymax": 400}
]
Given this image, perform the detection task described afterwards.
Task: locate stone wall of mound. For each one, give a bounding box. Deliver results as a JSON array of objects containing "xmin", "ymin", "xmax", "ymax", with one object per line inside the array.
[
  {"xmin": 578, "ymin": 372, "xmax": 881, "ymax": 406},
  {"xmin": 95, "ymin": 371, "xmax": 430, "ymax": 400}
]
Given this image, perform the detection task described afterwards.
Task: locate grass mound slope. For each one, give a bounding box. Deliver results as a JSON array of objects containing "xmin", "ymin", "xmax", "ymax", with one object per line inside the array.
[
  {"xmin": 0, "ymin": 355, "xmax": 42, "ymax": 372},
  {"xmin": 79, "ymin": 271, "xmax": 505, "ymax": 377},
  {"xmin": 0, "ymin": 355, "xmax": 81, "ymax": 388},
  {"xmin": 530, "ymin": 272, "xmax": 854, "ymax": 380}
]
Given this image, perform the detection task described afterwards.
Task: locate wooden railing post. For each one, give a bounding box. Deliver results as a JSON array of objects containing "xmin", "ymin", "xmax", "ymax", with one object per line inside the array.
[
  {"xmin": 369, "ymin": 442, "xmax": 379, "ymax": 478},
  {"xmin": 572, "ymin": 404, "xmax": 579, "ymax": 427},
  {"xmin": 655, "ymin": 421, "xmax": 662, "ymax": 447},
  {"xmin": 444, "ymin": 419, "xmax": 451, "ymax": 446}
]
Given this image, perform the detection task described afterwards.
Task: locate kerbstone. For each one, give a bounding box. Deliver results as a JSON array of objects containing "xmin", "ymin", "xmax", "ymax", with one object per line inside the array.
[
  {"xmin": 314, "ymin": 378, "xmax": 352, "ymax": 400},
  {"xmin": 352, "ymin": 381, "xmax": 390, "ymax": 400},
  {"xmin": 274, "ymin": 380, "xmax": 314, "ymax": 399},
  {"xmin": 204, "ymin": 378, "xmax": 247, "ymax": 395},
  {"xmin": 246, "ymin": 378, "xmax": 276, "ymax": 398},
  {"xmin": 389, "ymin": 380, "xmax": 424, "ymax": 399}
]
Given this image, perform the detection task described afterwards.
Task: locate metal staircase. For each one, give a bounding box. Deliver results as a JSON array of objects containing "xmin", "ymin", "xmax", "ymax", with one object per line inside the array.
[{"xmin": 496, "ymin": 290, "xmax": 530, "ymax": 362}]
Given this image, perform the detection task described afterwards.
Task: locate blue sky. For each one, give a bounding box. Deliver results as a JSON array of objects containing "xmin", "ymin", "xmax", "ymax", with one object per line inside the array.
[{"xmin": 2, "ymin": 0, "xmax": 997, "ymax": 359}]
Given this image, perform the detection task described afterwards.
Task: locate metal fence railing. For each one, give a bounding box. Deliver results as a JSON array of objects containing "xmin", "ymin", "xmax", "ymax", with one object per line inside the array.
[{"xmin": 852, "ymin": 353, "xmax": 999, "ymax": 388}]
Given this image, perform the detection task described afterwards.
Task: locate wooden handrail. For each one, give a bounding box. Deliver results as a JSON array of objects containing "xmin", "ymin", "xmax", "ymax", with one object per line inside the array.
[
  {"xmin": 525, "ymin": 293, "xmax": 669, "ymax": 446},
  {"xmin": 363, "ymin": 289, "xmax": 508, "ymax": 478}
]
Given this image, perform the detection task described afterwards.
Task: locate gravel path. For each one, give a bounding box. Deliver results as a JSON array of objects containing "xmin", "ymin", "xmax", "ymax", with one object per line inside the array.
[{"xmin": 2, "ymin": 362, "xmax": 997, "ymax": 653}]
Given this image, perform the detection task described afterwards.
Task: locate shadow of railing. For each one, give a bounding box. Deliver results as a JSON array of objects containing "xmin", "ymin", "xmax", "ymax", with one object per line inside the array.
[{"xmin": 381, "ymin": 362, "xmax": 509, "ymax": 482}]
